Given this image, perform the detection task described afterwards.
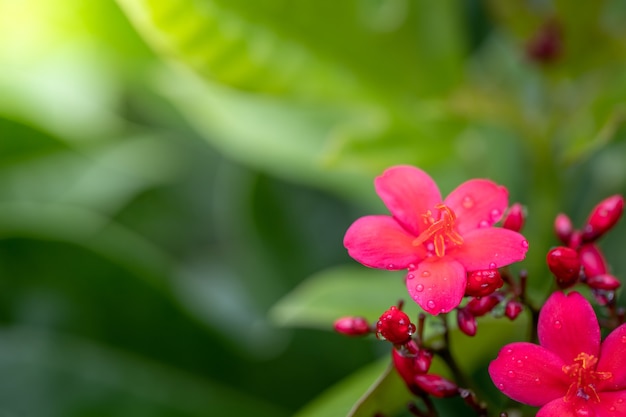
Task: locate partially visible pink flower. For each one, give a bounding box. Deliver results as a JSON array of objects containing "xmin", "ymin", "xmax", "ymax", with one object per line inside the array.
[
  {"xmin": 489, "ymin": 292, "xmax": 626, "ymax": 416},
  {"xmin": 343, "ymin": 166, "xmax": 528, "ymax": 314}
]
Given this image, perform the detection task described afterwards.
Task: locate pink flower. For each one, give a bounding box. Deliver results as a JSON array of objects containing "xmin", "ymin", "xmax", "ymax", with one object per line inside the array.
[
  {"xmin": 343, "ymin": 165, "xmax": 529, "ymax": 314},
  {"xmin": 489, "ymin": 291, "xmax": 626, "ymax": 416}
]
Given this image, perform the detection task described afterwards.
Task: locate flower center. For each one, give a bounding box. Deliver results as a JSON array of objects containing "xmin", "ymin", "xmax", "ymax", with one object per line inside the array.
[
  {"xmin": 412, "ymin": 204, "xmax": 464, "ymax": 258},
  {"xmin": 562, "ymin": 352, "xmax": 612, "ymax": 403}
]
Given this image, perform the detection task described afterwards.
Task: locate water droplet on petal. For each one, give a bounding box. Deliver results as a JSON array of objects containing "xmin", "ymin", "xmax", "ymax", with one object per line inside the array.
[
  {"xmin": 407, "ymin": 274, "xmax": 415, "ymax": 280},
  {"xmin": 462, "ymin": 196, "xmax": 474, "ymax": 209},
  {"xmin": 505, "ymin": 348, "xmax": 513, "ymax": 355},
  {"xmin": 609, "ymin": 406, "xmax": 616, "ymax": 412},
  {"xmin": 621, "ymin": 335, "xmax": 626, "ymax": 344},
  {"xmin": 619, "ymin": 398, "xmax": 624, "ymax": 404},
  {"xmin": 489, "ymin": 262, "xmax": 497, "ymax": 270},
  {"xmin": 491, "ymin": 209, "xmax": 502, "ymax": 221},
  {"xmin": 553, "ymin": 320, "xmax": 562, "ymax": 329},
  {"xmin": 427, "ymin": 300, "xmax": 436, "ymax": 310},
  {"xmin": 386, "ymin": 264, "xmax": 395, "ymax": 270},
  {"xmin": 507, "ymin": 370, "xmax": 515, "ymax": 378},
  {"xmin": 415, "ymin": 284, "xmax": 424, "ymax": 292},
  {"xmin": 407, "ymin": 323, "xmax": 416, "ymax": 335},
  {"xmin": 516, "ymin": 360, "xmax": 523, "ymax": 367},
  {"xmin": 534, "ymin": 377, "xmax": 541, "ymax": 384},
  {"xmin": 478, "ymin": 220, "xmax": 490, "ymax": 228},
  {"xmin": 497, "ymin": 383, "xmax": 505, "ymax": 390},
  {"xmin": 421, "ymin": 270, "xmax": 431, "ymax": 277},
  {"xmin": 408, "ymin": 263, "xmax": 416, "ymax": 271},
  {"xmin": 575, "ymin": 405, "xmax": 592, "ymax": 417},
  {"xmin": 521, "ymin": 240, "xmax": 529, "ymax": 249}
]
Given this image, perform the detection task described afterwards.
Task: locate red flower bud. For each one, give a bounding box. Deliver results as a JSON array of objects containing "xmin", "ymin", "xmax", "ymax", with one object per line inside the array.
[
  {"xmin": 392, "ymin": 340, "xmax": 433, "ymax": 389},
  {"xmin": 333, "ymin": 316, "xmax": 370, "ymax": 336},
  {"xmin": 579, "ymin": 244, "xmax": 608, "ymax": 277},
  {"xmin": 466, "ymin": 294, "xmax": 501, "ymax": 317},
  {"xmin": 502, "ymin": 203, "xmax": 526, "ymax": 232},
  {"xmin": 504, "ymin": 300, "xmax": 524, "ymax": 320},
  {"xmin": 457, "ymin": 308, "xmax": 477, "ymax": 337},
  {"xmin": 586, "ymin": 274, "xmax": 621, "ymax": 291},
  {"xmin": 554, "ymin": 213, "xmax": 573, "ymax": 246},
  {"xmin": 526, "ymin": 21, "xmax": 562, "ymax": 64},
  {"xmin": 414, "ymin": 374, "xmax": 459, "ymax": 398},
  {"xmin": 546, "ymin": 246, "xmax": 581, "ymax": 288},
  {"xmin": 376, "ymin": 306, "xmax": 415, "ymax": 344},
  {"xmin": 582, "ymin": 195, "xmax": 624, "ymax": 242},
  {"xmin": 465, "ymin": 269, "xmax": 503, "ymax": 297}
]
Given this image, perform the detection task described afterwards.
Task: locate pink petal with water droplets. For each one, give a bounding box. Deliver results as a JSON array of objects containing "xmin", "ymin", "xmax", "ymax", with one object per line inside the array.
[
  {"xmin": 374, "ymin": 166, "xmax": 441, "ymax": 236},
  {"xmin": 489, "ymin": 342, "xmax": 568, "ymax": 407},
  {"xmin": 538, "ymin": 291, "xmax": 600, "ymax": 364},
  {"xmin": 344, "ymin": 215, "xmax": 423, "ymax": 269},
  {"xmin": 445, "ymin": 179, "xmax": 509, "ymax": 235},
  {"xmin": 452, "ymin": 228, "xmax": 528, "ymax": 271},
  {"xmin": 407, "ymin": 259, "xmax": 465, "ymax": 315},
  {"xmin": 597, "ymin": 323, "xmax": 626, "ymax": 391},
  {"xmin": 537, "ymin": 391, "xmax": 626, "ymax": 417}
]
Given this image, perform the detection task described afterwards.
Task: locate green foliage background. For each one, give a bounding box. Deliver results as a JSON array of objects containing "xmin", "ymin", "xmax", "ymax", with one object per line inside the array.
[{"xmin": 1, "ymin": 1, "xmax": 626, "ymax": 416}]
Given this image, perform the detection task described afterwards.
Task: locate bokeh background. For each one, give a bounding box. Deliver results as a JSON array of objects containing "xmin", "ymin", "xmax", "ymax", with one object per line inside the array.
[{"xmin": 1, "ymin": 1, "xmax": 626, "ymax": 416}]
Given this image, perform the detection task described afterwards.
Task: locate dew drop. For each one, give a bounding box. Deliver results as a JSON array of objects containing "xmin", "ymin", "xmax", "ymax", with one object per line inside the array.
[
  {"xmin": 521, "ymin": 240, "xmax": 529, "ymax": 249},
  {"xmin": 575, "ymin": 405, "xmax": 591, "ymax": 417},
  {"xmin": 507, "ymin": 370, "xmax": 515, "ymax": 378},
  {"xmin": 427, "ymin": 300, "xmax": 436, "ymax": 310},
  {"xmin": 489, "ymin": 262, "xmax": 497, "ymax": 270},
  {"xmin": 609, "ymin": 406, "xmax": 616, "ymax": 412},
  {"xmin": 462, "ymin": 196, "xmax": 475, "ymax": 209},
  {"xmin": 415, "ymin": 284, "xmax": 424, "ymax": 292},
  {"xmin": 421, "ymin": 270, "xmax": 431, "ymax": 278},
  {"xmin": 505, "ymin": 348, "xmax": 513, "ymax": 355},
  {"xmin": 407, "ymin": 323, "xmax": 416, "ymax": 335},
  {"xmin": 407, "ymin": 274, "xmax": 415, "ymax": 280},
  {"xmin": 534, "ymin": 377, "xmax": 541, "ymax": 384},
  {"xmin": 619, "ymin": 398, "xmax": 624, "ymax": 404},
  {"xmin": 516, "ymin": 359, "xmax": 523, "ymax": 368},
  {"xmin": 621, "ymin": 335, "xmax": 626, "ymax": 344},
  {"xmin": 490, "ymin": 209, "xmax": 502, "ymax": 221},
  {"xmin": 426, "ymin": 242, "xmax": 435, "ymax": 252},
  {"xmin": 386, "ymin": 264, "xmax": 395, "ymax": 270},
  {"xmin": 408, "ymin": 263, "xmax": 416, "ymax": 271},
  {"xmin": 478, "ymin": 220, "xmax": 490, "ymax": 228},
  {"xmin": 553, "ymin": 320, "xmax": 562, "ymax": 329},
  {"xmin": 497, "ymin": 383, "xmax": 505, "ymax": 390}
]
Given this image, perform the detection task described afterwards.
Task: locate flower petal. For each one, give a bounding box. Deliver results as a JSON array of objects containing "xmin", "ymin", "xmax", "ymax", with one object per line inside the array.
[
  {"xmin": 444, "ymin": 179, "xmax": 509, "ymax": 235},
  {"xmin": 344, "ymin": 215, "xmax": 423, "ymax": 269},
  {"xmin": 538, "ymin": 291, "xmax": 600, "ymax": 364},
  {"xmin": 452, "ymin": 228, "xmax": 528, "ymax": 271},
  {"xmin": 537, "ymin": 391, "xmax": 626, "ymax": 417},
  {"xmin": 407, "ymin": 259, "xmax": 465, "ymax": 315},
  {"xmin": 374, "ymin": 166, "xmax": 441, "ymax": 236},
  {"xmin": 597, "ymin": 323, "xmax": 626, "ymax": 391},
  {"xmin": 489, "ymin": 342, "xmax": 569, "ymax": 407}
]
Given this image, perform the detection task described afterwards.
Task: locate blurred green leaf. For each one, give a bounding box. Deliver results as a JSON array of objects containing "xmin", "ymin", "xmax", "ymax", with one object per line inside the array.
[
  {"xmin": 117, "ymin": 0, "xmax": 465, "ymax": 101},
  {"xmin": 0, "ymin": 326, "xmax": 288, "ymax": 417},
  {"xmin": 268, "ymin": 265, "xmax": 413, "ymax": 329},
  {"xmin": 294, "ymin": 358, "xmax": 413, "ymax": 417}
]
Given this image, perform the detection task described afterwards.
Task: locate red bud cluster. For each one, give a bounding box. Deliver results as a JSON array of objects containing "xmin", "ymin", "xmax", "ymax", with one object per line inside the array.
[
  {"xmin": 551, "ymin": 195, "xmax": 624, "ymax": 300},
  {"xmin": 465, "ymin": 269, "xmax": 503, "ymax": 297},
  {"xmin": 333, "ymin": 316, "xmax": 370, "ymax": 336}
]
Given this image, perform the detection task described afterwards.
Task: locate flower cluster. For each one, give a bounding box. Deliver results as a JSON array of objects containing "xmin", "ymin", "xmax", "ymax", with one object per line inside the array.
[{"xmin": 334, "ymin": 165, "xmax": 624, "ymax": 417}]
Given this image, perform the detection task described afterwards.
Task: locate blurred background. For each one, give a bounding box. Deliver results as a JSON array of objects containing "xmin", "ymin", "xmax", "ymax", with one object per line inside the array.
[{"xmin": 1, "ymin": 1, "xmax": 626, "ymax": 416}]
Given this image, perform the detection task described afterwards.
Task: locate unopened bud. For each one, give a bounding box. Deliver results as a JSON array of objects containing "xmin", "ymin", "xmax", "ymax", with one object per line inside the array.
[
  {"xmin": 582, "ymin": 195, "xmax": 624, "ymax": 242},
  {"xmin": 504, "ymin": 300, "xmax": 524, "ymax": 320},
  {"xmin": 414, "ymin": 374, "xmax": 459, "ymax": 398},
  {"xmin": 502, "ymin": 203, "xmax": 526, "ymax": 232},
  {"xmin": 333, "ymin": 316, "xmax": 370, "ymax": 336},
  {"xmin": 586, "ymin": 274, "xmax": 621, "ymax": 291},
  {"xmin": 376, "ymin": 306, "xmax": 415, "ymax": 344},
  {"xmin": 457, "ymin": 308, "xmax": 477, "ymax": 337},
  {"xmin": 465, "ymin": 269, "xmax": 503, "ymax": 297},
  {"xmin": 392, "ymin": 340, "xmax": 433, "ymax": 388},
  {"xmin": 526, "ymin": 20, "xmax": 562, "ymax": 63},
  {"xmin": 554, "ymin": 213, "xmax": 573, "ymax": 245},
  {"xmin": 579, "ymin": 244, "xmax": 608, "ymax": 278},
  {"xmin": 546, "ymin": 246, "xmax": 581, "ymax": 288},
  {"xmin": 466, "ymin": 294, "xmax": 501, "ymax": 317}
]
